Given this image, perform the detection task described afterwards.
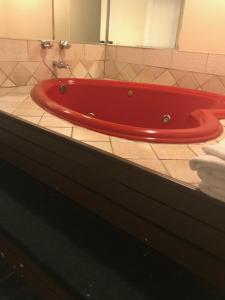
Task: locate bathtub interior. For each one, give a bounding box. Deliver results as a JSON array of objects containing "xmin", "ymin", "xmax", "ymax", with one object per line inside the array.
[{"xmin": 44, "ymin": 79, "xmax": 225, "ymax": 129}]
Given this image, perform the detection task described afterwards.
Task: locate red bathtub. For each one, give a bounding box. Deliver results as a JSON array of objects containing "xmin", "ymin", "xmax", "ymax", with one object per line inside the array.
[{"xmin": 31, "ymin": 78, "xmax": 225, "ymax": 143}]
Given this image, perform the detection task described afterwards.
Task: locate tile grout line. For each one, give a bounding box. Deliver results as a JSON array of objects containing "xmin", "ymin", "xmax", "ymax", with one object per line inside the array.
[{"xmin": 1, "ymin": 86, "xmax": 224, "ymax": 185}]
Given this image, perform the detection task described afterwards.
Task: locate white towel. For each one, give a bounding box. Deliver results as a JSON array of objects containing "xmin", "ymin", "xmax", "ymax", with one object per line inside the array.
[
  {"xmin": 202, "ymin": 139, "xmax": 225, "ymax": 160},
  {"xmin": 190, "ymin": 140, "xmax": 225, "ymax": 201},
  {"xmin": 197, "ymin": 168, "xmax": 225, "ymax": 190},
  {"xmin": 199, "ymin": 182, "xmax": 225, "ymax": 202},
  {"xmin": 190, "ymin": 154, "xmax": 225, "ymax": 172},
  {"xmin": 189, "ymin": 155, "xmax": 225, "ymax": 201}
]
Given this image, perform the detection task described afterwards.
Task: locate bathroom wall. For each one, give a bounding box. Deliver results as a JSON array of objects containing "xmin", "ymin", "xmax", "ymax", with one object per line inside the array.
[
  {"xmin": 0, "ymin": 39, "xmax": 105, "ymax": 87},
  {"xmin": 0, "ymin": 0, "xmax": 52, "ymax": 40},
  {"xmin": 1, "ymin": 37, "xmax": 225, "ymax": 96},
  {"xmin": 0, "ymin": 1, "xmax": 7, "ymax": 37},
  {"xmin": 178, "ymin": 0, "xmax": 225, "ymax": 54},
  {"xmin": 104, "ymin": 0, "xmax": 225, "ymax": 95},
  {"xmin": 1, "ymin": 0, "xmax": 225, "ymax": 93},
  {"xmin": 105, "ymin": 45, "xmax": 225, "ymax": 95}
]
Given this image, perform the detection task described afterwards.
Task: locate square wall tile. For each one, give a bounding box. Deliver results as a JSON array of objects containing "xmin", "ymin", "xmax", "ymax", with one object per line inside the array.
[
  {"xmin": 0, "ymin": 62, "xmax": 17, "ymax": 75},
  {"xmin": 106, "ymin": 45, "xmax": 117, "ymax": 61},
  {"xmin": 89, "ymin": 61, "xmax": 104, "ymax": 79},
  {"xmin": 169, "ymin": 69, "xmax": 186, "ymax": 81},
  {"xmin": 171, "ymin": 51, "xmax": 208, "ymax": 73},
  {"xmin": 177, "ymin": 72, "xmax": 199, "ymax": 89},
  {"xmin": 0, "ymin": 39, "xmax": 28, "ymax": 61},
  {"xmin": 136, "ymin": 67, "xmax": 154, "ymax": 83},
  {"xmin": 219, "ymin": 76, "xmax": 225, "ymax": 87},
  {"xmin": 85, "ymin": 44, "xmax": 105, "ymax": 61},
  {"xmin": 104, "ymin": 61, "xmax": 119, "ymax": 79},
  {"xmin": 8, "ymin": 86, "xmax": 31, "ymax": 96},
  {"xmin": 193, "ymin": 72, "xmax": 214, "ymax": 86},
  {"xmin": 61, "ymin": 44, "xmax": 85, "ymax": 61},
  {"xmin": 53, "ymin": 68, "xmax": 72, "ymax": 79},
  {"xmin": 206, "ymin": 54, "xmax": 225, "ymax": 76},
  {"xmin": 0, "ymin": 70, "xmax": 6, "ymax": 85},
  {"xmin": 143, "ymin": 49, "xmax": 173, "ymax": 68},
  {"xmin": 33, "ymin": 63, "xmax": 53, "ymax": 81},
  {"xmin": 120, "ymin": 64, "xmax": 136, "ymax": 81},
  {"xmin": 22, "ymin": 62, "xmax": 40, "ymax": 74},
  {"xmin": 0, "ymin": 87, "xmax": 15, "ymax": 97},
  {"xmin": 71, "ymin": 62, "xmax": 88, "ymax": 78},
  {"xmin": 2, "ymin": 79, "xmax": 16, "ymax": 88},
  {"xmin": 28, "ymin": 40, "xmax": 60, "ymax": 61},
  {"xmin": 117, "ymin": 46, "xmax": 144, "ymax": 65},
  {"xmin": 201, "ymin": 77, "xmax": 225, "ymax": 94},
  {"xmin": 156, "ymin": 70, "xmax": 176, "ymax": 86},
  {"xmin": 8, "ymin": 63, "xmax": 31, "ymax": 86}
]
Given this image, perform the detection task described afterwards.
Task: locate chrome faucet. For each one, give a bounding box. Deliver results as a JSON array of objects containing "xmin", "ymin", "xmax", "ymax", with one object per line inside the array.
[
  {"xmin": 53, "ymin": 60, "xmax": 70, "ymax": 69},
  {"xmin": 59, "ymin": 40, "xmax": 71, "ymax": 49},
  {"xmin": 41, "ymin": 40, "xmax": 53, "ymax": 49}
]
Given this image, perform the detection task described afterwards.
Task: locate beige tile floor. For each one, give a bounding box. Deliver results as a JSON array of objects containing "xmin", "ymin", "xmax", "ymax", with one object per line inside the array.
[{"xmin": 1, "ymin": 86, "xmax": 225, "ymax": 187}]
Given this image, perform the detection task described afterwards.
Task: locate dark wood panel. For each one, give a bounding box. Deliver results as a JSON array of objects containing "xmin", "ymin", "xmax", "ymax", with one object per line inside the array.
[
  {"xmin": 0, "ymin": 141, "xmax": 225, "ymax": 290},
  {"xmin": 0, "ymin": 233, "xmax": 75, "ymax": 300},
  {"xmin": 0, "ymin": 112, "xmax": 224, "ymax": 233},
  {"xmin": 0, "ymin": 128, "xmax": 225, "ymax": 261}
]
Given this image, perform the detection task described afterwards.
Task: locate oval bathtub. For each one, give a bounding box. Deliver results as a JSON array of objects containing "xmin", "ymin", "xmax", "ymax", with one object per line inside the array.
[{"xmin": 31, "ymin": 78, "xmax": 225, "ymax": 143}]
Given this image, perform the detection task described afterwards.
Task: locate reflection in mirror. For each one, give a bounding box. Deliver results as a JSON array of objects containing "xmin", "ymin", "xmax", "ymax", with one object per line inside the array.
[
  {"xmin": 54, "ymin": 0, "xmax": 108, "ymax": 44},
  {"xmin": 108, "ymin": 0, "xmax": 182, "ymax": 48},
  {"xmin": 0, "ymin": 0, "xmax": 53, "ymax": 40}
]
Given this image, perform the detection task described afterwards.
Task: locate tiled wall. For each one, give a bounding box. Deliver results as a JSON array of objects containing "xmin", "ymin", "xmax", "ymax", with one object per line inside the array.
[
  {"xmin": 2, "ymin": 37, "xmax": 225, "ymax": 95},
  {"xmin": 0, "ymin": 39, "xmax": 105, "ymax": 87},
  {"xmin": 105, "ymin": 45, "xmax": 225, "ymax": 94}
]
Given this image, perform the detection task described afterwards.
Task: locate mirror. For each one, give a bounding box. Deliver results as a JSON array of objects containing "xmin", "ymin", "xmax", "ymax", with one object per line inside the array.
[
  {"xmin": 53, "ymin": 0, "xmax": 108, "ymax": 44},
  {"xmin": 0, "ymin": 0, "xmax": 182, "ymax": 48},
  {"xmin": 0, "ymin": 0, "xmax": 182, "ymax": 49},
  {"xmin": 0, "ymin": 0, "xmax": 108, "ymax": 44},
  {"xmin": 108, "ymin": 0, "xmax": 183, "ymax": 48}
]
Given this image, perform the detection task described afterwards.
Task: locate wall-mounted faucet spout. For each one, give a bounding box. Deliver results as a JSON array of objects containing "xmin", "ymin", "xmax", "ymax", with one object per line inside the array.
[{"xmin": 53, "ymin": 61, "xmax": 70, "ymax": 69}]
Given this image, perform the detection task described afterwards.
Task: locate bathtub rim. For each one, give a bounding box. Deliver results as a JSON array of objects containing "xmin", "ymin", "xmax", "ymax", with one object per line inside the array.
[{"xmin": 31, "ymin": 78, "xmax": 225, "ymax": 144}]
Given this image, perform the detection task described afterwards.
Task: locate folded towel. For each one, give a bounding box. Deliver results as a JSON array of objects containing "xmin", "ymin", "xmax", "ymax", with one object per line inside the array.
[
  {"xmin": 190, "ymin": 155, "xmax": 225, "ymax": 201},
  {"xmin": 190, "ymin": 154, "xmax": 225, "ymax": 172},
  {"xmin": 190, "ymin": 140, "xmax": 225, "ymax": 201},
  {"xmin": 202, "ymin": 139, "xmax": 225, "ymax": 160},
  {"xmin": 197, "ymin": 168, "xmax": 225, "ymax": 190},
  {"xmin": 199, "ymin": 182, "xmax": 225, "ymax": 202}
]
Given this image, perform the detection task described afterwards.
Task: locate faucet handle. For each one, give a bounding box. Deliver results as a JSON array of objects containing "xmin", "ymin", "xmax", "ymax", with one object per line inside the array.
[
  {"xmin": 41, "ymin": 40, "xmax": 53, "ymax": 49},
  {"xmin": 59, "ymin": 40, "xmax": 71, "ymax": 49}
]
